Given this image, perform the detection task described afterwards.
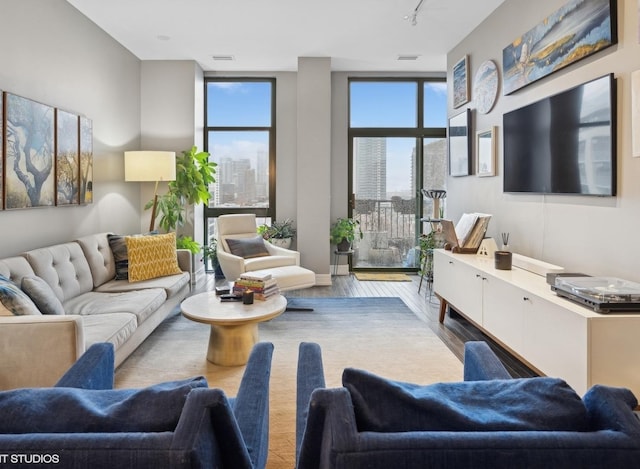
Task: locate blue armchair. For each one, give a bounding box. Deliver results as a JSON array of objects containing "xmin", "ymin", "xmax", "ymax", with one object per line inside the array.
[
  {"xmin": 0, "ymin": 341, "xmax": 274, "ymax": 469},
  {"xmin": 296, "ymin": 341, "xmax": 640, "ymax": 469}
]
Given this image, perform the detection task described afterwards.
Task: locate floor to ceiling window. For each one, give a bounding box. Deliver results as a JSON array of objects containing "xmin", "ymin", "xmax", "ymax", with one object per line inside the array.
[
  {"xmin": 349, "ymin": 78, "xmax": 447, "ymax": 271},
  {"xmin": 203, "ymin": 78, "xmax": 276, "ymax": 270}
]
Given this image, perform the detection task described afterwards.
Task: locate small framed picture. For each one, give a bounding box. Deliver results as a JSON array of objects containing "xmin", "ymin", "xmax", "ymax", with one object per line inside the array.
[
  {"xmin": 448, "ymin": 109, "xmax": 471, "ymax": 177},
  {"xmin": 452, "ymin": 55, "xmax": 470, "ymax": 108},
  {"xmin": 476, "ymin": 127, "xmax": 497, "ymax": 177}
]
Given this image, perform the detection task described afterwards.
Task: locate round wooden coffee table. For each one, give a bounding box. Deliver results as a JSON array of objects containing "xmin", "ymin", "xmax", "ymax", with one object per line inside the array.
[{"xmin": 181, "ymin": 292, "xmax": 287, "ymax": 366}]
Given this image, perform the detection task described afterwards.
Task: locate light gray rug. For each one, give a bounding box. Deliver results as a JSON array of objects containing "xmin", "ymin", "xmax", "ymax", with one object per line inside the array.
[{"xmin": 115, "ymin": 297, "xmax": 463, "ymax": 469}]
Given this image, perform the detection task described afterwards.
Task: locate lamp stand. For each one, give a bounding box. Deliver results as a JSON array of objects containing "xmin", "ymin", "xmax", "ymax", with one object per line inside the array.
[{"xmin": 149, "ymin": 180, "xmax": 159, "ymax": 232}]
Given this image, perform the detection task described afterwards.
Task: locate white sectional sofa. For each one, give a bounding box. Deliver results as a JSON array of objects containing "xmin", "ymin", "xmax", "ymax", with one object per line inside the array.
[{"xmin": 0, "ymin": 232, "xmax": 191, "ymax": 389}]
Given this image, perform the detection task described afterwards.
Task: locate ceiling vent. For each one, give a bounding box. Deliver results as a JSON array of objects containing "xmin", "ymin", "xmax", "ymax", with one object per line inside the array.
[
  {"xmin": 212, "ymin": 55, "xmax": 235, "ymax": 61},
  {"xmin": 397, "ymin": 55, "xmax": 420, "ymax": 61}
]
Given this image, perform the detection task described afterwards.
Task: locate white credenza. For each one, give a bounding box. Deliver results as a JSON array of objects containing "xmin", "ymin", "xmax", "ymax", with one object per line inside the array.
[{"xmin": 433, "ymin": 249, "xmax": 640, "ymax": 396}]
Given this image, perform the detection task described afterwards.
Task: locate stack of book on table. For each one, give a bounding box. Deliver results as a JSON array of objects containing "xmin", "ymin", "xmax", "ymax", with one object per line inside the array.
[{"xmin": 233, "ymin": 272, "xmax": 280, "ymax": 300}]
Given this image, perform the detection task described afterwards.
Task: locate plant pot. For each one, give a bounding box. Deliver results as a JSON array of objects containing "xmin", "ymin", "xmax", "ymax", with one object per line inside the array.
[
  {"xmin": 269, "ymin": 238, "xmax": 292, "ymax": 249},
  {"xmin": 336, "ymin": 239, "xmax": 352, "ymax": 252}
]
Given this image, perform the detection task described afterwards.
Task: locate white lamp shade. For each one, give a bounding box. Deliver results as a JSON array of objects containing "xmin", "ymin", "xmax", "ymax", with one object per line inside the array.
[{"xmin": 124, "ymin": 151, "xmax": 176, "ymax": 182}]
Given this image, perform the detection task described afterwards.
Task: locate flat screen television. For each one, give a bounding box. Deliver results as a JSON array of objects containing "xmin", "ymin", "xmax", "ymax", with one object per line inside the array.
[{"xmin": 503, "ymin": 74, "xmax": 616, "ymax": 196}]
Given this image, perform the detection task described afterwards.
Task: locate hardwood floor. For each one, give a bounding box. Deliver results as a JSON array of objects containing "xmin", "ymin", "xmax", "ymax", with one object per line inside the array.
[{"xmin": 193, "ymin": 271, "xmax": 538, "ymax": 378}]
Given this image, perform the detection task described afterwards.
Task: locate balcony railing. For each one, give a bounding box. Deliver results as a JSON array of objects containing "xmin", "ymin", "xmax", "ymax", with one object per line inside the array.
[{"xmin": 353, "ymin": 198, "xmax": 420, "ymax": 268}]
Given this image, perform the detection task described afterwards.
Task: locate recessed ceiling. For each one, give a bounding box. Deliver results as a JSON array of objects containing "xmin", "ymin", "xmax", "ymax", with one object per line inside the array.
[{"xmin": 66, "ymin": 0, "xmax": 505, "ymax": 72}]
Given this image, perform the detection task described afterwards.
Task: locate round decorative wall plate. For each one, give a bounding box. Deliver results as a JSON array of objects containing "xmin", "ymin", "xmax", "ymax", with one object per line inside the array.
[{"xmin": 473, "ymin": 60, "xmax": 499, "ymax": 114}]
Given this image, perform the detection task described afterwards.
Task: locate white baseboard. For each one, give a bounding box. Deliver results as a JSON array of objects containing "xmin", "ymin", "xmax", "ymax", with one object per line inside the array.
[{"xmin": 315, "ymin": 273, "xmax": 332, "ymax": 286}]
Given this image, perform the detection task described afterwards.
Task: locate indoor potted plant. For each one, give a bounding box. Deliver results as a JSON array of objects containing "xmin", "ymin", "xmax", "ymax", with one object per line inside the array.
[
  {"xmin": 146, "ymin": 146, "xmax": 216, "ymax": 254},
  {"xmin": 330, "ymin": 217, "xmax": 363, "ymax": 252},
  {"xmin": 258, "ymin": 218, "xmax": 297, "ymax": 249}
]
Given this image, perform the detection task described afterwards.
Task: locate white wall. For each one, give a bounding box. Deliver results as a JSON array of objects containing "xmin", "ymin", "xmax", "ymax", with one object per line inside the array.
[
  {"xmin": 447, "ymin": 0, "xmax": 640, "ymax": 281},
  {"xmin": 297, "ymin": 58, "xmax": 332, "ymax": 282},
  {"xmin": 0, "ymin": 0, "xmax": 142, "ymax": 258},
  {"xmin": 139, "ymin": 60, "xmax": 203, "ymax": 243}
]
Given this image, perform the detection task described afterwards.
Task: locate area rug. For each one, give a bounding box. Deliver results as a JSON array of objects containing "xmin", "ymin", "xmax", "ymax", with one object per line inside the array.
[
  {"xmin": 353, "ymin": 272, "xmax": 413, "ymax": 281},
  {"xmin": 115, "ymin": 297, "xmax": 463, "ymax": 469}
]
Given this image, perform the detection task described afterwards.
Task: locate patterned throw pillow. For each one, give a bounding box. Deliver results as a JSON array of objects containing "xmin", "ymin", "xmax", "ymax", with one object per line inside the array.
[
  {"xmin": 0, "ymin": 275, "xmax": 41, "ymax": 316},
  {"xmin": 226, "ymin": 236, "xmax": 271, "ymax": 259},
  {"xmin": 107, "ymin": 234, "xmax": 129, "ymax": 280},
  {"xmin": 125, "ymin": 232, "xmax": 182, "ymax": 282},
  {"xmin": 21, "ymin": 276, "xmax": 65, "ymax": 315}
]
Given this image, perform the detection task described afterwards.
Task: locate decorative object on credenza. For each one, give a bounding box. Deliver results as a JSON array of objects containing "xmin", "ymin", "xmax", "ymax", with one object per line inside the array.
[
  {"xmin": 632, "ymin": 70, "xmax": 640, "ymax": 158},
  {"xmin": 452, "ymin": 55, "xmax": 470, "ymax": 108},
  {"xmin": 124, "ymin": 150, "xmax": 176, "ymax": 232},
  {"xmin": 502, "ymin": 0, "xmax": 617, "ymax": 95},
  {"xmin": 473, "ymin": 60, "xmax": 499, "ymax": 114},
  {"xmin": 495, "ymin": 250, "xmax": 512, "ymax": 270},
  {"xmin": 476, "ymin": 127, "xmax": 496, "ymax": 177},
  {"xmin": 476, "ymin": 238, "xmax": 498, "ymax": 258},
  {"xmin": 448, "ymin": 109, "xmax": 471, "ymax": 177},
  {"xmin": 4, "ymin": 93, "xmax": 55, "ymax": 209},
  {"xmin": 79, "ymin": 116, "xmax": 93, "ymax": 204},
  {"xmin": 55, "ymin": 109, "xmax": 80, "ymax": 206},
  {"xmin": 501, "ymin": 232, "xmax": 510, "ymax": 251}
]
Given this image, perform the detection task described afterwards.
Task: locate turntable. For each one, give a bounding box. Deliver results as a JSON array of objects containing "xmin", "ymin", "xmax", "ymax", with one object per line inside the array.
[{"xmin": 551, "ymin": 276, "xmax": 640, "ymax": 313}]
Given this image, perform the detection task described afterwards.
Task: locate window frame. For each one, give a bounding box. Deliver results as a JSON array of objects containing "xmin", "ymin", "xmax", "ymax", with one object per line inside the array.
[{"xmin": 203, "ymin": 77, "xmax": 277, "ymax": 220}]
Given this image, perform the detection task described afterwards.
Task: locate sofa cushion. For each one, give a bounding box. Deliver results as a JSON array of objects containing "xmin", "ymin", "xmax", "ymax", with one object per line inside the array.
[
  {"xmin": 0, "ymin": 275, "xmax": 41, "ymax": 316},
  {"xmin": 21, "ymin": 276, "xmax": 65, "ymax": 315},
  {"xmin": 342, "ymin": 368, "xmax": 589, "ymax": 432},
  {"xmin": 126, "ymin": 233, "xmax": 182, "ymax": 282},
  {"xmin": 63, "ymin": 288, "xmax": 166, "ymax": 325},
  {"xmin": 81, "ymin": 313, "xmax": 139, "ymax": 351},
  {"xmin": 94, "ymin": 272, "xmax": 190, "ymax": 299},
  {"xmin": 107, "ymin": 234, "xmax": 130, "ymax": 280},
  {"xmin": 0, "ymin": 376, "xmax": 208, "ymax": 433},
  {"xmin": 227, "ymin": 236, "xmax": 271, "ymax": 259}
]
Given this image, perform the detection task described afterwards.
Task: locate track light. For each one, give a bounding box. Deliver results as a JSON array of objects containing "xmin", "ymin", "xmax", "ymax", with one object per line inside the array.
[{"xmin": 404, "ymin": 0, "xmax": 425, "ymax": 26}]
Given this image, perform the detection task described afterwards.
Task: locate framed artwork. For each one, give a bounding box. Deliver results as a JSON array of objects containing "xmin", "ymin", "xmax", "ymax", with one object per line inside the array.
[
  {"xmin": 4, "ymin": 93, "xmax": 55, "ymax": 209},
  {"xmin": 448, "ymin": 109, "xmax": 471, "ymax": 177},
  {"xmin": 502, "ymin": 0, "xmax": 617, "ymax": 95},
  {"xmin": 476, "ymin": 127, "xmax": 497, "ymax": 177},
  {"xmin": 55, "ymin": 109, "xmax": 80, "ymax": 206},
  {"xmin": 632, "ymin": 70, "xmax": 640, "ymax": 158},
  {"xmin": 452, "ymin": 55, "xmax": 470, "ymax": 108},
  {"xmin": 473, "ymin": 60, "xmax": 499, "ymax": 114},
  {"xmin": 79, "ymin": 116, "xmax": 93, "ymax": 204},
  {"xmin": 0, "ymin": 91, "xmax": 3, "ymax": 211}
]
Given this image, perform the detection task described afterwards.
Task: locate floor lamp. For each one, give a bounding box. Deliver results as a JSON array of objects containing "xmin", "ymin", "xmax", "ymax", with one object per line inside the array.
[{"xmin": 124, "ymin": 151, "xmax": 176, "ymax": 232}]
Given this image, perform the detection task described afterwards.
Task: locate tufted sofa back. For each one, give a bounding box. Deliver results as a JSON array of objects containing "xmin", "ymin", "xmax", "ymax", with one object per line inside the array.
[
  {"xmin": 22, "ymin": 243, "xmax": 94, "ymax": 304},
  {"xmin": 75, "ymin": 233, "xmax": 116, "ymax": 288}
]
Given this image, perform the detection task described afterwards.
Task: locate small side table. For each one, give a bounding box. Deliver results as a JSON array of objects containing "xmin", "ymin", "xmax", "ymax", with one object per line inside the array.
[{"xmin": 333, "ymin": 249, "xmax": 353, "ymax": 275}]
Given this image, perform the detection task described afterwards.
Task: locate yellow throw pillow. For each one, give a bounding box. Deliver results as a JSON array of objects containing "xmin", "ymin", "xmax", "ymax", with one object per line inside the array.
[{"xmin": 125, "ymin": 233, "xmax": 182, "ymax": 282}]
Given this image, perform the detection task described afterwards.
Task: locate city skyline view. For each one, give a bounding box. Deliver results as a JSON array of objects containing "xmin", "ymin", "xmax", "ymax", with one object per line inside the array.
[{"xmin": 206, "ymin": 80, "xmax": 447, "ymax": 207}]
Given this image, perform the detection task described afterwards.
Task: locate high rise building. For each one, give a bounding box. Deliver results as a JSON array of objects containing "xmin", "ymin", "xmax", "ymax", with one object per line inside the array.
[{"xmin": 355, "ymin": 137, "xmax": 386, "ymax": 200}]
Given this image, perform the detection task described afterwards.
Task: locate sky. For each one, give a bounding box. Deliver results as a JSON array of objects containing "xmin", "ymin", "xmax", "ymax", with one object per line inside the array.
[{"xmin": 206, "ymin": 80, "xmax": 448, "ymax": 195}]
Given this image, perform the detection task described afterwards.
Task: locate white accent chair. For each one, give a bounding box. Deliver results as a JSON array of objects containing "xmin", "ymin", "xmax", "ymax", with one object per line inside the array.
[{"xmin": 216, "ymin": 214, "xmax": 316, "ymax": 292}]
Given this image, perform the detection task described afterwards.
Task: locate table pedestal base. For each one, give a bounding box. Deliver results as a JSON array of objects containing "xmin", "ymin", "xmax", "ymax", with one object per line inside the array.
[{"xmin": 207, "ymin": 323, "xmax": 259, "ymax": 366}]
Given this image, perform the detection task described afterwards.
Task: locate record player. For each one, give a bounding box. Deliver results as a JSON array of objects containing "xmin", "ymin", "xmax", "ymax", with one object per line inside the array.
[{"xmin": 551, "ymin": 276, "xmax": 640, "ymax": 313}]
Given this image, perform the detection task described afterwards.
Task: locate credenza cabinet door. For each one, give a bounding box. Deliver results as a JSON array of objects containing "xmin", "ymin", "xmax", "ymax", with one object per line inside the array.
[
  {"xmin": 482, "ymin": 276, "xmax": 525, "ymax": 355},
  {"xmin": 521, "ymin": 296, "xmax": 589, "ymax": 394},
  {"xmin": 434, "ymin": 251, "xmax": 483, "ymax": 326}
]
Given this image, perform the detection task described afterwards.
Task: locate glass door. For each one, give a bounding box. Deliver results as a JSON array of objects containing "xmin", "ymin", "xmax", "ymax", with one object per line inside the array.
[{"xmin": 351, "ymin": 137, "xmax": 419, "ymax": 269}]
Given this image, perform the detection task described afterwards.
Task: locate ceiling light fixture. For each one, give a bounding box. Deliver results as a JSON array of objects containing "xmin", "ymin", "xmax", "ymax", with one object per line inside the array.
[{"xmin": 404, "ymin": 0, "xmax": 426, "ymax": 26}]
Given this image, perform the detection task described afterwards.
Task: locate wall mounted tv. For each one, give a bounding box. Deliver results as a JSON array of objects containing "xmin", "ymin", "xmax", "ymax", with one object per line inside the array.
[{"xmin": 503, "ymin": 74, "xmax": 616, "ymax": 196}]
